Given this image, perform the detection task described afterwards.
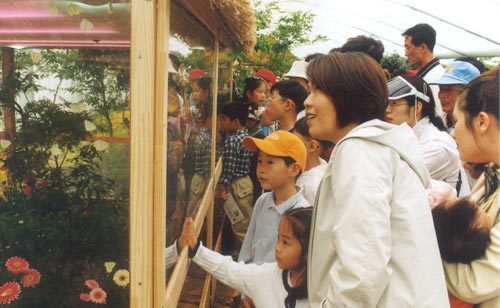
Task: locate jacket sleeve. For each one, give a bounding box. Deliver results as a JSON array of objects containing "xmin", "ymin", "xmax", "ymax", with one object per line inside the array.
[
  {"xmin": 443, "ymin": 218, "xmax": 500, "ymax": 304},
  {"xmin": 421, "ymin": 144, "xmax": 460, "ymax": 182},
  {"xmin": 192, "ymin": 243, "xmax": 266, "ymax": 298},
  {"xmin": 165, "ymin": 242, "xmax": 179, "ymax": 269},
  {"xmin": 323, "ymin": 140, "xmax": 393, "ymax": 307}
]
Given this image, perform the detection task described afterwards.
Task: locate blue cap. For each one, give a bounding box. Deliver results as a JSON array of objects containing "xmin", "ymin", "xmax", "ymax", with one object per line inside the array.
[{"xmin": 431, "ymin": 61, "xmax": 480, "ymax": 85}]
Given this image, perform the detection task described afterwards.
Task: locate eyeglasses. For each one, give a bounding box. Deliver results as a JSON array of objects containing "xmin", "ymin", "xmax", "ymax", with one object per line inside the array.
[{"xmin": 387, "ymin": 76, "xmax": 430, "ymax": 103}]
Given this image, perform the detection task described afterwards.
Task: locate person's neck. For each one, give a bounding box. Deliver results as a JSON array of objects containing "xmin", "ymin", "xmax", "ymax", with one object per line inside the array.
[
  {"xmin": 305, "ymin": 155, "xmax": 321, "ymax": 171},
  {"xmin": 332, "ymin": 122, "xmax": 359, "ymax": 143},
  {"xmin": 279, "ymin": 114, "xmax": 297, "ymax": 131},
  {"xmin": 289, "ymin": 266, "xmax": 306, "ymax": 287},
  {"xmin": 419, "ymin": 53, "xmax": 436, "ymax": 68},
  {"xmin": 273, "ymin": 182, "xmax": 297, "ymax": 205}
]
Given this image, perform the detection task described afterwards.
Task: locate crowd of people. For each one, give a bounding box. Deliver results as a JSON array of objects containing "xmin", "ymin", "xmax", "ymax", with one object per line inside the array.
[{"xmin": 165, "ymin": 23, "xmax": 499, "ymax": 308}]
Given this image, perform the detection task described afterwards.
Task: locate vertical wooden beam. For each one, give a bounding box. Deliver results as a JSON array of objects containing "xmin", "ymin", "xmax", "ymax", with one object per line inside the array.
[
  {"xmin": 153, "ymin": 0, "xmax": 170, "ymax": 306},
  {"xmin": 130, "ymin": 0, "xmax": 156, "ymax": 307},
  {"xmin": 208, "ymin": 33, "xmax": 220, "ymax": 251},
  {"xmin": 1, "ymin": 47, "xmax": 16, "ymax": 139}
]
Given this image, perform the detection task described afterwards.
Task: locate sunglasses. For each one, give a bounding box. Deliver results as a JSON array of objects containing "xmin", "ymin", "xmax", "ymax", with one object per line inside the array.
[{"xmin": 388, "ymin": 76, "xmax": 430, "ymax": 103}]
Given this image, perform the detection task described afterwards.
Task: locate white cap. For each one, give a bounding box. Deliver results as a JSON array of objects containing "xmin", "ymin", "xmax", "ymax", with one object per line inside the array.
[
  {"xmin": 283, "ymin": 61, "xmax": 308, "ymax": 80},
  {"xmin": 168, "ymin": 59, "xmax": 178, "ymax": 74}
]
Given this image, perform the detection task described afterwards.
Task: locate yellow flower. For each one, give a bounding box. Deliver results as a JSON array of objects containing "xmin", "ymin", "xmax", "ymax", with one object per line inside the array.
[
  {"xmin": 104, "ymin": 262, "xmax": 116, "ymax": 273},
  {"xmin": 112, "ymin": 269, "xmax": 129, "ymax": 287}
]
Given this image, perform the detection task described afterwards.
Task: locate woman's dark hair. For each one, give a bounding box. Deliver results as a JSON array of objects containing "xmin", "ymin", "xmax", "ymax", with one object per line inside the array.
[
  {"xmin": 397, "ymin": 75, "xmax": 446, "ymax": 131},
  {"xmin": 307, "ymin": 52, "xmax": 388, "ymax": 128},
  {"xmin": 432, "ymin": 198, "xmax": 491, "ymax": 263},
  {"xmin": 458, "ymin": 68, "xmax": 499, "ymax": 131},
  {"xmin": 242, "ymin": 77, "xmax": 266, "ymax": 102}
]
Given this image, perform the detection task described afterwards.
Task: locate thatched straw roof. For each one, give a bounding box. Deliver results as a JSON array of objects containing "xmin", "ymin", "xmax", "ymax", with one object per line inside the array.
[
  {"xmin": 212, "ymin": 0, "xmax": 257, "ymax": 55},
  {"xmin": 172, "ymin": 0, "xmax": 256, "ymax": 55}
]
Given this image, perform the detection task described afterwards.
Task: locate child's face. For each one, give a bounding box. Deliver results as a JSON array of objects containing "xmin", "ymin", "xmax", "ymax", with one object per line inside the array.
[
  {"xmin": 275, "ymin": 218, "xmax": 304, "ymax": 271},
  {"xmin": 247, "ymin": 83, "xmax": 267, "ymax": 105},
  {"xmin": 220, "ymin": 115, "xmax": 236, "ymax": 133},
  {"xmin": 192, "ymin": 83, "xmax": 209, "ymax": 103},
  {"xmin": 256, "ymin": 152, "xmax": 298, "ymax": 190},
  {"xmin": 245, "ymin": 118, "xmax": 260, "ymax": 131},
  {"xmin": 265, "ymin": 90, "xmax": 289, "ymax": 122}
]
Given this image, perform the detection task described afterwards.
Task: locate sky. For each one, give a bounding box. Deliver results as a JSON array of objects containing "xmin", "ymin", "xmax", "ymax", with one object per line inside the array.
[{"xmin": 260, "ymin": 0, "xmax": 500, "ymax": 59}]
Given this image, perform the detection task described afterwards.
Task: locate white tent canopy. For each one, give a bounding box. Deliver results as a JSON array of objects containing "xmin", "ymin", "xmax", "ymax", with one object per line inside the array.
[{"xmin": 267, "ymin": 0, "xmax": 500, "ymax": 59}]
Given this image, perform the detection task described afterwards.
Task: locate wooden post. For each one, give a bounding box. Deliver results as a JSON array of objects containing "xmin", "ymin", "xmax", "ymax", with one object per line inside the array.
[
  {"xmin": 130, "ymin": 0, "xmax": 156, "ymax": 307},
  {"xmin": 1, "ymin": 47, "xmax": 16, "ymax": 139},
  {"xmin": 153, "ymin": 0, "xmax": 170, "ymax": 307}
]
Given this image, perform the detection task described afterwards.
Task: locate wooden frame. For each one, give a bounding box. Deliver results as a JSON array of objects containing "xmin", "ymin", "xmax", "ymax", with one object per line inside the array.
[{"xmin": 129, "ymin": 0, "xmax": 157, "ymax": 306}]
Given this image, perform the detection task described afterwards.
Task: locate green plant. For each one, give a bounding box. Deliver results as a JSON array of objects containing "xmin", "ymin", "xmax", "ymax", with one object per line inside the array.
[{"xmin": 0, "ymin": 51, "xmax": 129, "ymax": 307}]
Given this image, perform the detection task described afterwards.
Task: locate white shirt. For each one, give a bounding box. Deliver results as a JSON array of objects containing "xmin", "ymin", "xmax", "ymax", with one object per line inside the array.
[
  {"xmin": 413, "ymin": 117, "xmax": 470, "ymax": 197},
  {"xmin": 238, "ymin": 186, "xmax": 310, "ymax": 264},
  {"xmin": 194, "ymin": 244, "xmax": 308, "ymax": 308},
  {"xmin": 296, "ymin": 159, "xmax": 327, "ymax": 205}
]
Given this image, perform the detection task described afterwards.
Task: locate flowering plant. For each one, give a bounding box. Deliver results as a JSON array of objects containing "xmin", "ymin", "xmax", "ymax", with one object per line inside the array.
[{"xmin": 0, "ymin": 257, "xmax": 41, "ymax": 304}]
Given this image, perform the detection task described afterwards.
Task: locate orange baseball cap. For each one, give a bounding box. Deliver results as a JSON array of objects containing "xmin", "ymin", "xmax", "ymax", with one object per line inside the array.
[{"xmin": 243, "ymin": 130, "xmax": 307, "ymax": 171}]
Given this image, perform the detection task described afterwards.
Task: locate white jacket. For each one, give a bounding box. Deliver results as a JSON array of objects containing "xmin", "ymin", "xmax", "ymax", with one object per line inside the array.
[
  {"xmin": 413, "ymin": 117, "xmax": 470, "ymax": 197},
  {"xmin": 308, "ymin": 120, "xmax": 449, "ymax": 308},
  {"xmin": 421, "ymin": 61, "xmax": 445, "ymax": 118}
]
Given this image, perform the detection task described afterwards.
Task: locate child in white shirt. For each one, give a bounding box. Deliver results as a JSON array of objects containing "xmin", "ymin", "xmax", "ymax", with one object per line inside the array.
[
  {"xmin": 177, "ymin": 207, "xmax": 313, "ymax": 308},
  {"xmin": 293, "ymin": 117, "xmax": 332, "ymax": 205}
]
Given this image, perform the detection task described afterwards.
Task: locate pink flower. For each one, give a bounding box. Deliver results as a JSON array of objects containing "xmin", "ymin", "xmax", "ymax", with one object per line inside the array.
[
  {"xmin": 89, "ymin": 287, "xmax": 107, "ymax": 304},
  {"xmin": 0, "ymin": 281, "xmax": 21, "ymax": 304},
  {"xmin": 84, "ymin": 279, "xmax": 100, "ymax": 289},
  {"xmin": 80, "ymin": 293, "xmax": 91, "ymax": 302},
  {"xmin": 22, "ymin": 268, "xmax": 41, "ymax": 287},
  {"xmin": 5, "ymin": 256, "xmax": 30, "ymax": 274}
]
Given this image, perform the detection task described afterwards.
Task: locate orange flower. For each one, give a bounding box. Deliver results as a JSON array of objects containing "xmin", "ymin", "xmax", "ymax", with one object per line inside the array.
[
  {"xmin": 89, "ymin": 287, "xmax": 107, "ymax": 304},
  {"xmin": 80, "ymin": 293, "xmax": 91, "ymax": 302},
  {"xmin": 0, "ymin": 281, "xmax": 21, "ymax": 304},
  {"xmin": 84, "ymin": 279, "xmax": 100, "ymax": 289},
  {"xmin": 22, "ymin": 268, "xmax": 41, "ymax": 287},
  {"xmin": 5, "ymin": 256, "xmax": 30, "ymax": 274}
]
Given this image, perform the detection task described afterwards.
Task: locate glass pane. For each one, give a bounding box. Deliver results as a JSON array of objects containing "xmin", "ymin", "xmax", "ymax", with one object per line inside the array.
[
  {"xmin": 0, "ymin": 1, "xmax": 130, "ymax": 307},
  {"xmin": 165, "ymin": 2, "xmax": 215, "ymax": 298}
]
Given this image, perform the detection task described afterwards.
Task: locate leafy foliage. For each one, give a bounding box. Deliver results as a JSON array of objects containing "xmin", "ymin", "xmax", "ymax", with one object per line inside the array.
[{"xmin": 0, "ymin": 51, "xmax": 129, "ymax": 307}]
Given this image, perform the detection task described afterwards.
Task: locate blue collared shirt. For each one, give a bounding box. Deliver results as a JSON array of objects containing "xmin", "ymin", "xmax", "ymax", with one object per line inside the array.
[{"xmin": 238, "ymin": 186, "xmax": 310, "ymax": 264}]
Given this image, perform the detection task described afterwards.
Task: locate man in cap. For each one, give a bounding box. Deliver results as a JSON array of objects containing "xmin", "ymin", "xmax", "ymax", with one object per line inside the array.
[{"xmin": 430, "ymin": 61, "xmax": 480, "ymax": 133}]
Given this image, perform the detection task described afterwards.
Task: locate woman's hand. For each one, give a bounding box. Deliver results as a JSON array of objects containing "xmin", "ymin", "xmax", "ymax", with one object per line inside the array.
[{"xmin": 178, "ymin": 217, "xmax": 197, "ymax": 250}]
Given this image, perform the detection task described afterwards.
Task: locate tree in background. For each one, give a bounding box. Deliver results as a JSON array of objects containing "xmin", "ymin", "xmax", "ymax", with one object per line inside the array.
[
  {"xmin": 381, "ymin": 52, "xmax": 410, "ymax": 78},
  {"xmin": 234, "ymin": 0, "xmax": 326, "ymax": 85}
]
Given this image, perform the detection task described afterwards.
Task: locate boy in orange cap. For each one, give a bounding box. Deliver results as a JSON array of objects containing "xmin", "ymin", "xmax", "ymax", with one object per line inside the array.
[
  {"xmin": 238, "ymin": 130, "xmax": 310, "ymax": 306},
  {"xmin": 238, "ymin": 130, "xmax": 310, "ymax": 264}
]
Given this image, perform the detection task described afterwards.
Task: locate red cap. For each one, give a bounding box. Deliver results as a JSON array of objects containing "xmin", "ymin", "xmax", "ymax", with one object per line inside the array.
[
  {"xmin": 188, "ymin": 68, "xmax": 205, "ymax": 82},
  {"xmin": 255, "ymin": 69, "xmax": 276, "ymax": 84}
]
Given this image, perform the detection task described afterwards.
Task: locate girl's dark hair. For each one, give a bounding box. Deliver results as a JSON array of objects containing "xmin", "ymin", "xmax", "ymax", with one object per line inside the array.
[
  {"xmin": 307, "ymin": 52, "xmax": 388, "ymax": 128},
  {"xmin": 282, "ymin": 207, "xmax": 313, "ymax": 260},
  {"xmin": 398, "ymin": 75, "xmax": 446, "ymax": 131},
  {"xmin": 192, "ymin": 76, "xmax": 212, "ymax": 92},
  {"xmin": 459, "ymin": 68, "xmax": 499, "ymax": 131},
  {"xmin": 242, "ymin": 77, "xmax": 266, "ymax": 102}
]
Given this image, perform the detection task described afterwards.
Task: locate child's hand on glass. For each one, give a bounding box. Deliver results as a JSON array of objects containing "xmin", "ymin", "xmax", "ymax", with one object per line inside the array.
[{"xmin": 178, "ymin": 217, "xmax": 198, "ymax": 250}]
